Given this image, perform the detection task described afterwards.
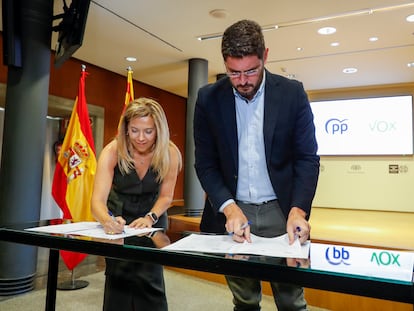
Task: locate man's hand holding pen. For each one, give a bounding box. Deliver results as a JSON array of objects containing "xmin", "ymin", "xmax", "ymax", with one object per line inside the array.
[
  {"xmin": 223, "ymin": 202, "xmax": 252, "ymax": 243},
  {"xmin": 229, "ymin": 221, "xmax": 252, "ymax": 243},
  {"xmin": 287, "ymin": 207, "xmax": 310, "ymax": 245}
]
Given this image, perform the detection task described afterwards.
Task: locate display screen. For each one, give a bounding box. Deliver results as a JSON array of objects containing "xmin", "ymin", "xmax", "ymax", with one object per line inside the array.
[{"xmin": 310, "ymin": 95, "xmax": 413, "ymax": 155}]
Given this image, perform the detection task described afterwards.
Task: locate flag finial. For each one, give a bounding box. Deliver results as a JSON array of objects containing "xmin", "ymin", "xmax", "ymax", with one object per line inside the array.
[{"xmin": 81, "ymin": 64, "xmax": 86, "ymax": 71}]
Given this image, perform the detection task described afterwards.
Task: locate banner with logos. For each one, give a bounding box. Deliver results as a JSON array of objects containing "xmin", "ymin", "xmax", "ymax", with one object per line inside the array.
[{"xmin": 310, "ymin": 243, "xmax": 414, "ymax": 282}]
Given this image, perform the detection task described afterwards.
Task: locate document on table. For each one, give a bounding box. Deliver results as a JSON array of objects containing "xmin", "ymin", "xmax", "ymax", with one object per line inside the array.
[
  {"xmin": 26, "ymin": 221, "xmax": 162, "ymax": 240},
  {"xmin": 162, "ymin": 233, "xmax": 310, "ymax": 258}
]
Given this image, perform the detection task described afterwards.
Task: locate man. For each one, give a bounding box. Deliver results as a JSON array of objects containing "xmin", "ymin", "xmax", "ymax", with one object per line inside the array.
[{"xmin": 193, "ymin": 20, "xmax": 320, "ymax": 311}]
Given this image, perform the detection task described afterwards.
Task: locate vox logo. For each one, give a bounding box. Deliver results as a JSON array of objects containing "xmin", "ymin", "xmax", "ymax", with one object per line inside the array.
[
  {"xmin": 370, "ymin": 251, "xmax": 400, "ymax": 267},
  {"xmin": 369, "ymin": 120, "xmax": 396, "ymax": 132}
]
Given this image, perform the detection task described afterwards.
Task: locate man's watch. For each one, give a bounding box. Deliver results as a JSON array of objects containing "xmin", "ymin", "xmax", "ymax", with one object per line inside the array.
[{"xmin": 146, "ymin": 212, "xmax": 158, "ymax": 224}]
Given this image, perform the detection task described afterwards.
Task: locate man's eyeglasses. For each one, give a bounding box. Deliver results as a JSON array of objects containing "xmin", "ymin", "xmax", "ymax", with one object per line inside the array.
[{"xmin": 226, "ymin": 67, "xmax": 260, "ymax": 79}]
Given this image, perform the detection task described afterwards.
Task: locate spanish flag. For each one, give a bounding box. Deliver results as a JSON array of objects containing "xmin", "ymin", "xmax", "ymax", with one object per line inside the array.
[
  {"xmin": 52, "ymin": 65, "xmax": 96, "ymax": 270},
  {"xmin": 117, "ymin": 67, "xmax": 135, "ymax": 132}
]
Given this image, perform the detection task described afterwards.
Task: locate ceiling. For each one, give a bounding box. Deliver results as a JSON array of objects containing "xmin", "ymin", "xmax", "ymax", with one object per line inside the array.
[{"xmin": 10, "ymin": 1, "xmax": 414, "ymax": 98}]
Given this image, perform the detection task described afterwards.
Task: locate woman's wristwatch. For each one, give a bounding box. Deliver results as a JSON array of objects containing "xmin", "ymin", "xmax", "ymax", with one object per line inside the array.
[{"xmin": 146, "ymin": 212, "xmax": 158, "ymax": 224}]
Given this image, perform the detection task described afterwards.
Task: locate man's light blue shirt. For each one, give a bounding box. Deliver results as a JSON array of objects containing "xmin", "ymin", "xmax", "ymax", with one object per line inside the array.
[{"xmin": 220, "ymin": 73, "xmax": 277, "ymax": 212}]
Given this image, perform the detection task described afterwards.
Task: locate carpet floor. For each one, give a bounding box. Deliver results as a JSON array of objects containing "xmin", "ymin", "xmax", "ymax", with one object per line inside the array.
[{"xmin": 0, "ymin": 269, "xmax": 330, "ymax": 311}]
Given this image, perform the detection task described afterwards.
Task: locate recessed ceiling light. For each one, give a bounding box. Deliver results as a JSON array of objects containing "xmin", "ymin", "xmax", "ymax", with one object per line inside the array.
[
  {"xmin": 125, "ymin": 56, "xmax": 137, "ymax": 62},
  {"xmin": 317, "ymin": 27, "xmax": 336, "ymax": 35},
  {"xmin": 296, "ymin": 47, "xmax": 303, "ymax": 51},
  {"xmin": 343, "ymin": 67, "xmax": 358, "ymax": 74},
  {"xmin": 406, "ymin": 14, "xmax": 414, "ymax": 22},
  {"xmin": 209, "ymin": 9, "xmax": 229, "ymax": 19},
  {"xmin": 330, "ymin": 42, "xmax": 340, "ymax": 47},
  {"xmin": 408, "ymin": 62, "xmax": 414, "ymax": 68},
  {"xmin": 369, "ymin": 36, "xmax": 378, "ymax": 42}
]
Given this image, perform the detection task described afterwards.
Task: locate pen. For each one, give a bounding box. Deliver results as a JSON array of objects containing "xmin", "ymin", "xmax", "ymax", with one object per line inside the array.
[
  {"xmin": 295, "ymin": 226, "xmax": 301, "ymax": 240},
  {"xmin": 229, "ymin": 221, "xmax": 251, "ymax": 235},
  {"xmin": 108, "ymin": 210, "xmax": 115, "ymax": 220},
  {"xmin": 108, "ymin": 210, "xmax": 125, "ymax": 234},
  {"xmin": 240, "ymin": 221, "xmax": 251, "ymax": 230}
]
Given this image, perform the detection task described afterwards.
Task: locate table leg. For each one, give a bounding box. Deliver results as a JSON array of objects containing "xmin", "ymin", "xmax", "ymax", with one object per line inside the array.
[{"xmin": 45, "ymin": 249, "xmax": 59, "ymax": 311}]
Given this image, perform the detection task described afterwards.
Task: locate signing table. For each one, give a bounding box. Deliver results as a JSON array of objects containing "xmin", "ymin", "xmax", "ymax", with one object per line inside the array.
[{"xmin": 0, "ymin": 219, "xmax": 413, "ymax": 311}]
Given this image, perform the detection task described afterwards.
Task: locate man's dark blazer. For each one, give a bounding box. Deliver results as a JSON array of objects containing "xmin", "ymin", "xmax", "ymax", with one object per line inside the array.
[{"xmin": 193, "ymin": 70, "xmax": 320, "ymax": 234}]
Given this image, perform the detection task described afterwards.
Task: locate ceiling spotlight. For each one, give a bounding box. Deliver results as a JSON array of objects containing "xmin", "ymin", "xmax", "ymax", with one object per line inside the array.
[
  {"xmin": 125, "ymin": 56, "xmax": 137, "ymax": 62},
  {"xmin": 318, "ymin": 27, "xmax": 336, "ymax": 35},
  {"xmin": 330, "ymin": 42, "xmax": 340, "ymax": 47},
  {"xmin": 343, "ymin": 67, "xmax": 358, "ymax": 74},
  {"xmin": 408, "ymin": 62, "xmax": 414, "ymax": 68},
  {"xmin": 197, "ymin": 33, "xmax": 223, "ymax": 41},
  {"xmin": 262, "ymin": 25, "xmax": 278, "ymax": 32},
  {"xmin": 406, "ymin": 14, "xmax": 414, "ymax": 22},
  {"xmin": 369, "ymin": 36, "xmax": 378, "ymax": 42}
]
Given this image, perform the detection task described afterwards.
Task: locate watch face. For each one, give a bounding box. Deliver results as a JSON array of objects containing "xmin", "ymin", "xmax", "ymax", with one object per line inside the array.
[
  {"xmin": 147, "ymin": 212, "xmax": 158, "ymax": 224},
  {"xmin": 151, "ymin": 212, "xmax": 158, "ymax": 221}
]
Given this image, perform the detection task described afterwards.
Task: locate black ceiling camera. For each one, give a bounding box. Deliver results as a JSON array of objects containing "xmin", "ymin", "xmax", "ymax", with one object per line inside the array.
[{"xmin": 53, "ymin": 0, "xmax": 91, "ymax": 68}]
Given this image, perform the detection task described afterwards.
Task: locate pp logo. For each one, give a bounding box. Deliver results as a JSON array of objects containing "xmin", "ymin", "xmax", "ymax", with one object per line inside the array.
[
  {"xmin": 325, "ymin": 246, "xmax": 351, "ymax": 266},
  {"xmin": 325, "ymin": 118, "xmax": 348, "ymax": 135}
]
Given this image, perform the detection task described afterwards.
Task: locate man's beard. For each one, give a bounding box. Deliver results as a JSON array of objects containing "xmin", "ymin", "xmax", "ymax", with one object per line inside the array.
[
  {"xmin": 235, "ymin": 83, "xmax": 260, "ymax": 100},
  {"xmin": 233, "ymin": 70, "xmax": 264, "ymax": 100}
]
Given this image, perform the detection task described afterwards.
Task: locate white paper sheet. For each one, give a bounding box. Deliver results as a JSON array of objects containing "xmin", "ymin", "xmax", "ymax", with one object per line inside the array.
[
  {"xmin": 26, "ymin": 221, "xmax": 162, "ymax": 240},
  {"xmin": 162, "ymin": 233, "xmax": 310, "ymax": 258}
]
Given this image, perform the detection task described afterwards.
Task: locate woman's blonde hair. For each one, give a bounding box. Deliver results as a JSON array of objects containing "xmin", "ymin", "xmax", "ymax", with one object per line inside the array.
[{"xmin": 117, "ymin": 97, "xmax": 181, "ymax": 181}]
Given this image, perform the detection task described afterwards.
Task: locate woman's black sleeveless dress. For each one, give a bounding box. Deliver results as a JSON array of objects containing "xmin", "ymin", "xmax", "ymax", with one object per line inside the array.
[{"xmin": 103, "ymin": 165, "xmax": 168, "ymax": 311}]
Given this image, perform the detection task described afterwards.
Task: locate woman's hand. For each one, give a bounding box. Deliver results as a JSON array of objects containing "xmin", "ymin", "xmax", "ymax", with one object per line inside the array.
[
  {"xmin": 103, "ymin": 216, "xmax": 126, "ymax": 234},
  {"xmin": 129, "ymin": 216, "xmax": 153, "ymax": 229}
]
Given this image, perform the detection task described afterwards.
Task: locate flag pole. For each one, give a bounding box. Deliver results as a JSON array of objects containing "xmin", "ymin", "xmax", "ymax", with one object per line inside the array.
[
  {"xmin": 117, "ymin": 66, "xmax": 135, "ymax": 133},
  {"xmin": 57, "ymin": 268, "xmax": 89, "ymax": 290}
]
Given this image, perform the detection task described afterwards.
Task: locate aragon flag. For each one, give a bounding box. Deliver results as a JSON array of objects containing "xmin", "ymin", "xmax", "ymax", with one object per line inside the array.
[
  {"xmin": 117, "ymin": 66, "xmax": 135, "ymax": 132},
  {"xmin": 51, "ymin": 65, "xmax": 97, "ymax": 270}
]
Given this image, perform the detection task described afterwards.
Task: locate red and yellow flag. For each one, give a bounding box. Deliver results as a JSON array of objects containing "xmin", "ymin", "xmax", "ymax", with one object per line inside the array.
[
  {"xmin": 117, "ymin": 67, "xmax": 135, "ymax": 132},
  {"xmin": 52, "ymin": 66, "xmax": 96, "ymax": 270}
]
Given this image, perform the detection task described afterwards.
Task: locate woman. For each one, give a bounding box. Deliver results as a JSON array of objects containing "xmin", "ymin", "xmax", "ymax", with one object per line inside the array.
[{"xmin": 91, "ymin": 97, "xmax": 182, "ymax": 311}]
